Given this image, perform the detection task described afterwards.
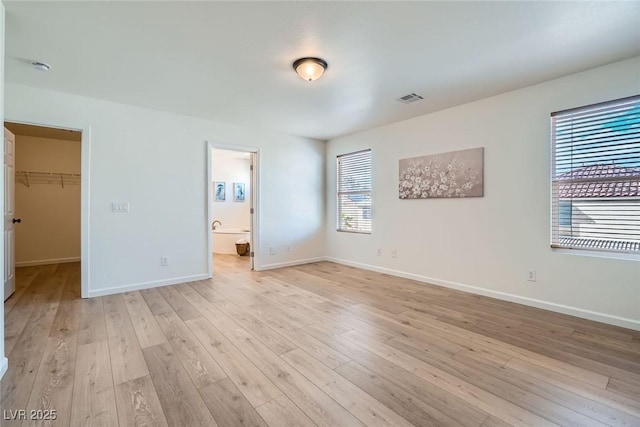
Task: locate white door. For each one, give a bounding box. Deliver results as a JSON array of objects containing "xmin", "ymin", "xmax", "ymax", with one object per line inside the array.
[
  {"xmin": 4, "ymin": 128, "xmax": 16, "ymax": 301},
  {"xmin": 249, "ymin": 157, "xmax": 255, "ymax": 270}
]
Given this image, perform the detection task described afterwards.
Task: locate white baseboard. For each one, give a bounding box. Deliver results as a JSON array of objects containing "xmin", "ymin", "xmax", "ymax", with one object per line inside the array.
[
  {"xmin": 325, "ymin": 257, "xmax": 640, "ymax": 332},
  {"xmin": 88, "ymin": 274, "xmax": 209, "ymax": 298},
  {"xmin": 89, "ymin": 257, "xmax": 325, "ymax": 297},
  {"xmin": 255, "ymin": 257, "xmax": 327, "ymax": 271},
  {"xmin": 0, "ymin": 357, "xmax": 8, "ymax": 379},
  {"xmin": 16, "ymin": 257, "xmax": 80, "ymax": 267}
]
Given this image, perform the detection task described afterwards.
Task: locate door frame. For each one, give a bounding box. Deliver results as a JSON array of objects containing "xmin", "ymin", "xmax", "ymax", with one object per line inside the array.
[
  {"xmin": 4, "ymin": 127, "xmax": 16, "ymax": 301},
  {"xmin": 206, "ymin": 141, "xmax": 260, "ymax": 276},
  {"xmin": 4, "ymin": 118, "xmax": 91, "ymax": 298}
]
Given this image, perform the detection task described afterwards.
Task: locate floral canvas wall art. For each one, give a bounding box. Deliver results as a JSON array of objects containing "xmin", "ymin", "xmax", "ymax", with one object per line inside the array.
[{"xmin": 399, "ymin": 147, "xmax": 484, "ymax": 199}]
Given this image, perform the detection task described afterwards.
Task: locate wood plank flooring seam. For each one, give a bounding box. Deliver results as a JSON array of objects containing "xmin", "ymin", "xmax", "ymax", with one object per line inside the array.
[{"xmin": 107, "ymin": 342, "xmax": 120, "ymax": 427}]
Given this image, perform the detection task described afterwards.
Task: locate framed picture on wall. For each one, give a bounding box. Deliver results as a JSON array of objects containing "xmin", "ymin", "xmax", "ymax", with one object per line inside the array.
[
  {"xmin": 214, "ymin": 182, "xmax": 226, "ymax": 202},
  {"xmin": 234, "ymin": 182, "xmax": 246, "ymax": 202}
]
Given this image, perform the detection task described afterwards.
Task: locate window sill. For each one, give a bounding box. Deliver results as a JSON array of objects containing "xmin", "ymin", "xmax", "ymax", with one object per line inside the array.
[
  {"xmin": 552, "ymin": 247, "xmax": 640, "ymax": 262},
  {"xmin": 336, "ymin": 229, "xmax": 372, "ymax": 235}
]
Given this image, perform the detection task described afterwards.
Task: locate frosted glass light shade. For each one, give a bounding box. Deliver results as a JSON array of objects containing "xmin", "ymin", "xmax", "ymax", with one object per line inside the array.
[{"xmin": 293, "ymin": 57, "xmax": 327, "ymax": 82}]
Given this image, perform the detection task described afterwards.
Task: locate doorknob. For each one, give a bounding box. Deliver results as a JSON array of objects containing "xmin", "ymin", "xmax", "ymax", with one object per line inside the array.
[{"xmin": 12, "ymin": 218, "xmax": 21, "ymax": 224}]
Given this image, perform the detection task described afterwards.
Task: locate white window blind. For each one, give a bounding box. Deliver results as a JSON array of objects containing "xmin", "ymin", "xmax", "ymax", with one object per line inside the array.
[
  {"xmin": 337, "ymin": 149, "xmax": 372, "ymax": 233},
  {"xmin": 551, "ymin": 95, "xmax": 640, "ymax": 254}
]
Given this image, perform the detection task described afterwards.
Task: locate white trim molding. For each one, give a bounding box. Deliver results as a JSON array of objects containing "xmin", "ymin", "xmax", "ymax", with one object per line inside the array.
[
  {"xmin": 325, "ymin": 257, "xmax": 640, "ymax": 332},
  {"xmin": 255, "ymin": 257, "xmax": 327, "ymax": 271},
  {"xmin": 16, "ymin": 257, "xmax": 80, "ymax": 267},
  {"xmin": 88, "ymin": 274, "xmax": 209, "ymax": 298}
]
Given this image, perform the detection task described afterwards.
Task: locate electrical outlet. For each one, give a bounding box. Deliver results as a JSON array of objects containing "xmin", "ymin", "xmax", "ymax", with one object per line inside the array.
[
  {"xmin": 392, "ymin": 249, "xmax": 397, "ymax": 258},
  {"xmin": 286, "ymin": 245, "xmax": 290, "ymax": 252},
  {"xmin": 161, "ymin": 257, "xmax": 169, "ymax": 267},
  {"xmin": 527, "ymin": 269, "xmax": 536, "ymax": 282},
  {"xmin": 269, "ymin": 247, "xmax": 276, "ymax": 255},
  {"xmin": 376, "ymin": 248, "xmax": 382, "ymax": 256}
]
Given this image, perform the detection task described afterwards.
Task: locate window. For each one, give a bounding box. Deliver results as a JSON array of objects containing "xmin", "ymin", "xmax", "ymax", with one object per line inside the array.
[
  {"xmin": 551, "ymin": 95, "xmax": 640, "ymax": 254},
  {"xmin": 337, "ymin": 149, "xmax": 372, "ymax": 233},
  {"xmin": 558, "ymin": 201, "xmax": 573, "ymax": 227}
]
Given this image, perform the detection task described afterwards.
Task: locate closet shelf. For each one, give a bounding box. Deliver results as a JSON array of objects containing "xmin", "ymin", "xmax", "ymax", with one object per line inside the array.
[{"xmin": 16, "ymin": 170, "xmax": 81, "ymax": 188}]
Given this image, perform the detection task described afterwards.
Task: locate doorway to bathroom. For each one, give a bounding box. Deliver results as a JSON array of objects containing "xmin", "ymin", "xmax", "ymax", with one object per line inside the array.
[{"xmin": 207, "ymin": 144, "xmax": 258, "ymax": 274}]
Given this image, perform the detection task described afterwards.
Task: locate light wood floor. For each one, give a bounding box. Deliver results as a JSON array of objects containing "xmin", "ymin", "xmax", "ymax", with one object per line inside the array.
[{"xmin": 2, "ymin": 256, "xmax": 640, "ymax": 426}]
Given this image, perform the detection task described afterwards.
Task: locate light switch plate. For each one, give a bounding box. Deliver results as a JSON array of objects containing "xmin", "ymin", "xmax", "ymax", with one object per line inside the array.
[{"xmin": 112, "ymin": 202, "xmax": 130, "ymax": 213}]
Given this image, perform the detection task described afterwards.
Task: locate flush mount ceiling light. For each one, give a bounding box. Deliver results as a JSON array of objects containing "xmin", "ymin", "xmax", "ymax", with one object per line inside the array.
[
  {"xmin": 293, "ymin": 57, "xmax": 327, "ymax": 82},
  {"xmin": 32, "ymin": 61, "xmax": 51, "ymax": 72}
]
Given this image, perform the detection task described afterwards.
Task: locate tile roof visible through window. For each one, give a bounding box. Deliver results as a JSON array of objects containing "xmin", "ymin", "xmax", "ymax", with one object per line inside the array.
[{"xmin": 557, "ymin": 164, "xmax": 640, "ymax": 198}]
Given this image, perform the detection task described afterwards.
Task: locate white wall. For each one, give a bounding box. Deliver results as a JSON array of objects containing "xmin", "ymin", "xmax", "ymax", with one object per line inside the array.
[
  {"xmin": 15, "ymin": 135, "xmax": 81, "ymax": 266},
  {"xmin": 0, "ymin": 0, "xmax": 8, "ymax": 379},
  {"xmin": 326, "ymin": 56, "xmax": 640, "ymax": 330},
  {"xmin": 211, "ymin": 149, "xmax": 251, "ymax": 230},
  {"xmin": 5, "ymin": 83, "xmax": 325, "ymax": 297}
]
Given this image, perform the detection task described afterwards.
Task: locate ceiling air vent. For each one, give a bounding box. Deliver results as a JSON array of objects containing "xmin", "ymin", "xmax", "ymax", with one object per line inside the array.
[{"xmin": 398, "ymin": 93, "xmax": 424, "ymax": 104}]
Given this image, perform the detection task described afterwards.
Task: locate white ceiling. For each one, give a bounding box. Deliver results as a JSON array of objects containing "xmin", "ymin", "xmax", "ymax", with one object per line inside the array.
[{"xmin": 5, "ymin": 1, "xmax": 640, "ymax": 141}]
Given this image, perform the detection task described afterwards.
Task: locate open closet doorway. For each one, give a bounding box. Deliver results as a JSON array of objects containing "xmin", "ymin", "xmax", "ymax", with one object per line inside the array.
[
  {"xmin": 207, "ymin": 143, "xmax": 258, "ymax": 274},
  {"xmin": 3, "ymin": 122, "xmax": 82, "ymax": 301}
]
